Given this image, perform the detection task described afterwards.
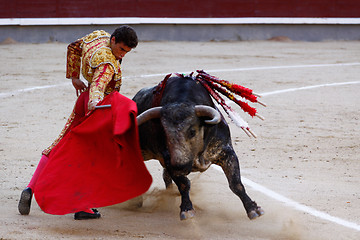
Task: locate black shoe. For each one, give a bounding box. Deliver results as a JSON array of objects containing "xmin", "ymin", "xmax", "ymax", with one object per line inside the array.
[
  {"xmin": 18, "ymin": 187, "xmax": 33, "ymax": 215},
  {"xmin": 74, "ymin": 209, "xmax": 101, "ymax": 220}
]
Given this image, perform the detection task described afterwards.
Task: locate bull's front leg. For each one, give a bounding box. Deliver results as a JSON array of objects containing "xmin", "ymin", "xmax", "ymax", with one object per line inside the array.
[
  {"xmin": 218, "ymin": 147, "xmax": 264, "ymax": 220},
  {"xmin": 162, "ymin": 150, "xmax": 195, "ymax": 220},
  {"xmin": 171, "ymin": 174, "xmax": 195, "ymax": 220},
  {"xmin": 162, "ymin": 168, "xmax": 173, "ymax": 188}
]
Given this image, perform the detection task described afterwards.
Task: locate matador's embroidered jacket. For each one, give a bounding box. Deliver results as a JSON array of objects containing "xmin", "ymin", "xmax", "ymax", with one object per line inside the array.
[{"xmin": 66, "ymin": 30, "xmax": 122, "ymax": 103}]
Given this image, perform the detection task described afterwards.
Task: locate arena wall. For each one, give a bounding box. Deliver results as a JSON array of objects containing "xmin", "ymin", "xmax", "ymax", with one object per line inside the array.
[{"xmin": 1, "ymin": 0, "xmax": 359, "ymax": 42}]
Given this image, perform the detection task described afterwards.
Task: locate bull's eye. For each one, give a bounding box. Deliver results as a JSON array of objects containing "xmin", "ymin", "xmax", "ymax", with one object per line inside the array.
[{"xmin": 188, "ymin": 129, "xmax": 196, "ymax": 139}]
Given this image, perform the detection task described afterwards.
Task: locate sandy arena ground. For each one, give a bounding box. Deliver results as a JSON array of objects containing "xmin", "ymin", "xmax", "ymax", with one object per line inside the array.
[{"xmin": 0, "ymin": 39, "xmax": 359, "ymax": 239}]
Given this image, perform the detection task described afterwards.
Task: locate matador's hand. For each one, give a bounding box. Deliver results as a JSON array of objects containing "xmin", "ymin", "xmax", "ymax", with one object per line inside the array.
[
  {"xmin": 71, "ymin": 78, "xmax": 87, "ymax": 96},
  {"xmin": 88, "ymin": 100, "xmax": 99, "ymax": 111}
]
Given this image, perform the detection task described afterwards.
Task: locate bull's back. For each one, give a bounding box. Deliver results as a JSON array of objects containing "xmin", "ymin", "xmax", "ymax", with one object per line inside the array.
[
  {"xmin": 132, "ymin": 86, "xmax": 156, "ymax": 114},
  {"xmin": 161, "ymin": 77, "xmax": 214, "ymax": 107},
  {"xmin": 133, "ymin": 76, "xmax": 215, "ymax": 112}
]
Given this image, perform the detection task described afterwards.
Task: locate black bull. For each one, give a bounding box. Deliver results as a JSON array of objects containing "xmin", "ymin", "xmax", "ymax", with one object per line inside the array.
[{"xmin": 133, "ymin": 76, "xmax": 264, "ymax": 220}]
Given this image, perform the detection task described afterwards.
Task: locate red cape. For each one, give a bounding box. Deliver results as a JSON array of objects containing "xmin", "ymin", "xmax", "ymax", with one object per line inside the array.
[{"xmin": 34, "ymin": 92, "xmax": 152, "ymax": 215}]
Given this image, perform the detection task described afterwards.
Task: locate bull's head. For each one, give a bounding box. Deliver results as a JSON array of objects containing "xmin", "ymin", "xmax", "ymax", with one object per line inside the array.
[{"xmin": 137, "ymin": 103, "xmax": 221, "ymax": 175}]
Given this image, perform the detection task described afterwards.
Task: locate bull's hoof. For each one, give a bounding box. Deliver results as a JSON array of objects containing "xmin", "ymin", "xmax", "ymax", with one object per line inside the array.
[
  {"xmin": 247, "ymin": 206, "xmax": 264, "ymax": 220},
  {"xmin": 180, "ymin": 209, "xmax": 196, "ymax": 220}
]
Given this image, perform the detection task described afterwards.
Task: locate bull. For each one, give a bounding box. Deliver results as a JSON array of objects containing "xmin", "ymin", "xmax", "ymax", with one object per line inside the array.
[{"xmin": 133, "ymin": 75, "xmax": 264, "ymax": 220}]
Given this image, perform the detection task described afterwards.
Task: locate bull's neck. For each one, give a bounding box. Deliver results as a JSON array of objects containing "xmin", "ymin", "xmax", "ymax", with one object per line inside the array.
[{"xmin": 152, "ymin": 73, "xmax": 187, "ymax": 107}]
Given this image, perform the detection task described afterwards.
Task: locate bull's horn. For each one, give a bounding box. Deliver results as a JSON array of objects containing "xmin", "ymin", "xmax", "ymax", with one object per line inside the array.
[
  {"xmin": 137, "ymin": 107, "xmax": 162, "ymax": 126},
  {"xmin": 195, "ymin": 105, "xmax": 221, "ymax": 124}
]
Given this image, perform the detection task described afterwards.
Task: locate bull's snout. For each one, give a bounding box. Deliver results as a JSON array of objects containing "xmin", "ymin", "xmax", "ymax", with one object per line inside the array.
[{"xmin": 169, "ymin": 160, "xmax": 192, "ymax": 176}]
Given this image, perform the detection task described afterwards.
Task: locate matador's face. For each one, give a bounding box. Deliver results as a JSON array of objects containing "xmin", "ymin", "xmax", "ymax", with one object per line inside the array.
[{"xmin": 110, "ymin": 37, "xmax": 132, "ymax": 60}]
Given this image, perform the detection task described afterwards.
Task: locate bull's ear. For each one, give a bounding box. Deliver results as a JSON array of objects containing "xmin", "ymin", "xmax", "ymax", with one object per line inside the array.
[{"xmin": 195, "ymin": 105, "xmax": 221, "ymax": 125}]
